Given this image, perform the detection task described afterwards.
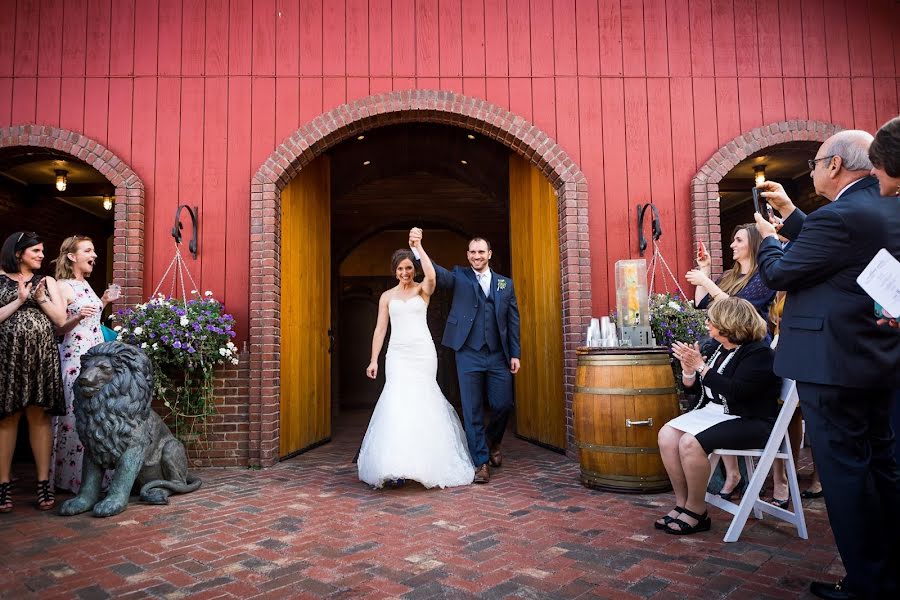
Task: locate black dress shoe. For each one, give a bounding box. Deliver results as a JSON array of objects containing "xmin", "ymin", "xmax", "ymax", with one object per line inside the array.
[{"xmin": 810, "ymin": 580, "xmax": 856, "ymax": 600}]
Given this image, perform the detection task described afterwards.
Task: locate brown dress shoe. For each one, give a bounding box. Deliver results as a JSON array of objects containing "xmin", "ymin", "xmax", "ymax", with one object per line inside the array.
[
  {"xmin": 489, "ymin": 445, "xmax": 502, "ymax": 468},
  {"xmin": 473, "ymin": 464, "xmax": 490, "ymax": 484}
]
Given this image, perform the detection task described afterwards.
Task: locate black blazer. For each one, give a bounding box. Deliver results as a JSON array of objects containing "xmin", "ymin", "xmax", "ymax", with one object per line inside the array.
[
  {"xmin": 685, "ymin": 339, "xmax": 781, "ymax": 419},
  {"xmin": 757, "ymin": 177, "xmax": 900, "ymax": 389}
]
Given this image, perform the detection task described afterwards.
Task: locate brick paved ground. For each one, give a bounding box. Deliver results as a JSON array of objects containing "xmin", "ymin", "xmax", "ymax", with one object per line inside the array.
[{"xmin": 2, "ymin": 412, "xmax": 841, "ymax": 599}]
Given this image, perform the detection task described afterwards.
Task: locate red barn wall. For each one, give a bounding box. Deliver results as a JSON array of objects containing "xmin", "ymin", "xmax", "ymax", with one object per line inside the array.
[{"xmin": 1, "ymin": 0, "xmax": 897, "ymax": 338}]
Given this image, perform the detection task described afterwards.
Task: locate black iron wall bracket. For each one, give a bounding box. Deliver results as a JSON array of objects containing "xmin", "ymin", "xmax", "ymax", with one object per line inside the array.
[
  {"xmin": 636, "ymin": 202, "xmax": 662, "ymax": 257},
  {"xmin": 171, "ymin": 205, "xmax": 200, "ymax": 259}
]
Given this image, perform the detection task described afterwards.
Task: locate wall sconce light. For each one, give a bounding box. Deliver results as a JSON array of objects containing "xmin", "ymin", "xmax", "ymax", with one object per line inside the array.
[
  {"xmin": 754, "ymin": 165, "xmax": 766, "ymax": 186},
  {"xmin": 102, "ymin": 194, "xmax": 113, "ymax": 211},
  {"xmin": 55, "ymin": 169, "xmax": 68, "ymax": 192}
]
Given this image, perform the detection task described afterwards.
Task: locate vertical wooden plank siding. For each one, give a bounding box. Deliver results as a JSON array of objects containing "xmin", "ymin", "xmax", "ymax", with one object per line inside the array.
[
  {"xmin": 280, "ymin": 157, "xmax": 332, "ymax": 457},
  {"xmin": 0, "ymin": 0, "xmax": 895, "ymax": 332},
  {"xmin": 509, "ymin": 155, "xmax": 566, "ymax": 451}
]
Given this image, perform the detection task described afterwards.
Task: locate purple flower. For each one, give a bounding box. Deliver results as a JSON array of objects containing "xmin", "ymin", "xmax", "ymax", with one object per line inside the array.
[{"xmin": 173, "ymin": 341, "xmax": 182, "ymax": 349}]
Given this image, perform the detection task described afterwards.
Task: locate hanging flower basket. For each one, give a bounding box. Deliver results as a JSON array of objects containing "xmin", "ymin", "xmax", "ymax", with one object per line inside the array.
[{"xmin": 112, "ymin": 290, "xmax": 238, "ymax": 443}]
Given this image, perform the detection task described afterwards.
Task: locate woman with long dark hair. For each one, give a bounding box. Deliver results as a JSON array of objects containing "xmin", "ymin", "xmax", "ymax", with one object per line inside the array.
[{"xmin": 0, "ymin": 231, "xmax": 66, "ymax": 513}]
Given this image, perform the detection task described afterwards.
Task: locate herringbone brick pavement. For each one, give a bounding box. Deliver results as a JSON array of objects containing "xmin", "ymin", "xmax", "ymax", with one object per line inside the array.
[{"xmin": 1, "ymin": 412, "xmax": 841, "ymax": 599}]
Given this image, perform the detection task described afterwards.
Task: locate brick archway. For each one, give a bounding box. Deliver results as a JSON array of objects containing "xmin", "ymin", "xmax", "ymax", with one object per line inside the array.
[
  {"xmin": 691, "ymin": 119, "xmax": 841, "ymax": 275},
  {"xmin": 249, "ymin": 90, "xmax": 591, "ymax": 466},
  {"xmin": 0, "ymin": 124, "xmax": 145, "ymax": 307}
]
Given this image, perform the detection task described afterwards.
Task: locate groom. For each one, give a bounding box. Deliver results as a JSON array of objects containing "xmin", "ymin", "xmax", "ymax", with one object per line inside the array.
[{"xmin": 409, "ymin": 228, "xmax": 521, "ymax": 484}]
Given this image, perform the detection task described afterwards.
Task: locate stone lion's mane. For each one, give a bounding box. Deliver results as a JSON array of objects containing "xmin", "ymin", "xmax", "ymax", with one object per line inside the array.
[{"xmin": 73, "ymin": 342, "xmax": 154, "ymax": 469}]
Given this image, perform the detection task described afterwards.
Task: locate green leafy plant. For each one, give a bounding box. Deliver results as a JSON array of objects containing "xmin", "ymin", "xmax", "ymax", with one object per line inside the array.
[
  {"xmin": 113, "ymin": 291, "xmax": 238, "ymax": 441},
  {"xmin": 648, "ymin": 292, "xmax": 707, "ymax": 387}
]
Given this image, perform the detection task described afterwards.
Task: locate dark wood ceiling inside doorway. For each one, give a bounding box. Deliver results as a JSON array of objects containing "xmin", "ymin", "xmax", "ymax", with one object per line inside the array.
[{"xmin": 329, "ymin": 123, "xmax": 512, "ymax": 263}]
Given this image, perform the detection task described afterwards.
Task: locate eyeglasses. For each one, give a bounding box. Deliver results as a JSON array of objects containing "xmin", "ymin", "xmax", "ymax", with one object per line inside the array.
[{"xmin": 807, "ymin": 155, "xmax": 835, "ymax": 171}]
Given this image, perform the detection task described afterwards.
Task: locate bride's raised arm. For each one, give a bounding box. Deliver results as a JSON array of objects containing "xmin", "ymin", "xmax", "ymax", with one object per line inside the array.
[{"xmin": 413, "ymin": 239, "xmax": 436, "ymax": 298}]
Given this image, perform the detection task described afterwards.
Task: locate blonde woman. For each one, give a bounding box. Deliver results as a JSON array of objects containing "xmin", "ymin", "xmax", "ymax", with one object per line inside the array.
[
  {"xmin": 51, "ymin": 235, "xmax": 117, "ymax": 493},
  {"xmin": 656, "ymin": 298, "xmax": 781, "ymax": 535}
]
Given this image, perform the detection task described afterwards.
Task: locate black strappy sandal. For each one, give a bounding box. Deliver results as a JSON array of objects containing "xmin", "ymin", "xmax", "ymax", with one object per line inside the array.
[
  {"xmin": 36, "ymin": 479, "xmax": 54, "ymax": 511},
  {"xmin": 0, "ymin": 481, "xmax": 11, "ymax": 513},
  {"xmin": 654, "ymin": 506, "xmax": 684, "ymax": 530},
  {"xmin": 664, "ymin": 507, "xmax": 711, "ymax": 535}
]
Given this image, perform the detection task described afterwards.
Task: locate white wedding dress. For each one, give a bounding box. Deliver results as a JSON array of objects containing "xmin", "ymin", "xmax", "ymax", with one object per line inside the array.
[{"xmin": 357, "ymin": 294, "xmax": 475, "ymax": 488}]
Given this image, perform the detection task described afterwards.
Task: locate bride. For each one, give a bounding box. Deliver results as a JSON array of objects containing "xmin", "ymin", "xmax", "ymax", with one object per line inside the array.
[{"xmin": 357, "ymin": 239, "xmax": 475, "ymax": 488}]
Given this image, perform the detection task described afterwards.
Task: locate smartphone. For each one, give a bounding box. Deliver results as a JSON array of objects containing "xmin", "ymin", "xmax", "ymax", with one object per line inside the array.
[
  {"xmin": 697, "ymin": 239, "xmax": 708, "ymax": 262},
  {"xmin": 752, "ymin": 187, "xmax": 764, "ymax": 215}
]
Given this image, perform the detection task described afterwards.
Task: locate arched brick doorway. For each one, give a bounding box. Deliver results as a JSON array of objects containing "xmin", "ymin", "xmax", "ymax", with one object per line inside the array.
[
  {"xmin": 249, "ymin": 90, "xmax": 591, "ymax": 467},
  {"xmin": 0, "ymin": 124, "xmax": 145, "ymax": 307},
  {"xmin": 691, "ymin": 119, "xmax": 842, "ymax": 276}
]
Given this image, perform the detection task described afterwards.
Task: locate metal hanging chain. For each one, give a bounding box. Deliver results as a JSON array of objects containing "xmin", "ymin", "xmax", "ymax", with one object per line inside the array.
[
  {"xmin": 647, "ymin": 240, "xmax": 689, "ymax": 301},
  {"xmin": 151, "ymin": 246, "xmax": 200, "ymax": 304}
]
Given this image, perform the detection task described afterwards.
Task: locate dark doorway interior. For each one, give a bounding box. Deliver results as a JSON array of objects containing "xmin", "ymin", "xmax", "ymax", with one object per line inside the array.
[
  {"xmin": 0, "ymin": 148, "xmax": 114, "ymax": 464},
  {"xmin": 718, "ymin": 141, "xmax": 821, "ymax": 270},
  {"xmin": 327, "ymin": 123, "xmax": 512, "ymax": 417}
]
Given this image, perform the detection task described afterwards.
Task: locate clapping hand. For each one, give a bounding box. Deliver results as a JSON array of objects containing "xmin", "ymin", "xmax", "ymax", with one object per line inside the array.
[
  {"xmin": 31, "ymin": 278, "xmax": 48, "ymax": 304},
  {"xmin": 685, "ymin": 269, "xmax": 711, "ymax": 287},
  {"xmin": 16, "ymin": 278, "xmax": 32, "ymax": 303},
  {"xmin": 672, "ymin": 341, "xmax": 704, "ymax": 373}
]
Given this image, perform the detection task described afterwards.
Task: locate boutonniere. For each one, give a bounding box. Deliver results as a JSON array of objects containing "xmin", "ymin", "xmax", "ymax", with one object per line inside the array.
[{"xmin": 496, "ymin": 279, "xmax": 507, "ymax": 291}]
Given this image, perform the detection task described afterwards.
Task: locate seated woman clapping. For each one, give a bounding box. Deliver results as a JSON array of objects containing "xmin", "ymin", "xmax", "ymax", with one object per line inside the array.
[{"xmin": 655, "ymin": 297, "xmax": 781, "ymax": 535}]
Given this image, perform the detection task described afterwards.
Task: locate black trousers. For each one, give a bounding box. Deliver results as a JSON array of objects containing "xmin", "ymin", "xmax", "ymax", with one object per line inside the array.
[{"xmin": 798, "ymin": 382, "xmax": 900, "ymax": 598}]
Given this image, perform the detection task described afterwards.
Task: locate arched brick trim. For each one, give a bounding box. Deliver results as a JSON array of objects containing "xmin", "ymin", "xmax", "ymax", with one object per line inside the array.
[
  {"xmin": 249, "ymin": 90, "xmax": 591, "ymax": 466},
  {"xmin": 691, "ymin": 119, "xmax": 841, "ymax": 276},
  {"xmin": 0, "ymin": 124, "xmax": 145, "ymax": 307}
]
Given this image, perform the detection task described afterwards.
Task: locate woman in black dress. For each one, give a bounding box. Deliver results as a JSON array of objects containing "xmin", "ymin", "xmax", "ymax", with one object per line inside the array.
[
  {"xmin": 654, "ymin": 297, "xmax": 781, "ymax": 535},
  {"xmin": 0, "ymin": 232, "xmax": 67, "ymax": 513}
]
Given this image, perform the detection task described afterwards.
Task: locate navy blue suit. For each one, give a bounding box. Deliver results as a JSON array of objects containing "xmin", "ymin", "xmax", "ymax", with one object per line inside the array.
[
  {"xmin": 431, "ymin": 262, "xmax": 521, "ymax": 468},
  {"xmin": 757, "ymin": 176, "xmax": 900, "ymax": 597}
]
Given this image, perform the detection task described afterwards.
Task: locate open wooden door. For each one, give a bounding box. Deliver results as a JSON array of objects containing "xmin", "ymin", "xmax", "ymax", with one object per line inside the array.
[
  {"xmin": 509, "ymin": 155, "xmax": 566, "ymax": 450},
  {"xmin": 280, "ymin": 157, "xmax": 331, "ymax": 458}
]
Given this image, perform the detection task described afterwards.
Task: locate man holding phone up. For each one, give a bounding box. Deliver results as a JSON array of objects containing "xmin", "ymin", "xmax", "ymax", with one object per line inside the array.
[{"xmin": 753, "ymin": 130, "xmax": 900, "ymax": 600}]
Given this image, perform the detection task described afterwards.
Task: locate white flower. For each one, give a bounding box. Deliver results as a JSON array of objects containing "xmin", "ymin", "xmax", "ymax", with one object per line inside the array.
[
  {"xmin": 231, "ymin": 358, "xmax": 239, "ymax": 365},
  {"xmin": 190, "ymin": 289, "xmax": 198, "ymax": 295},
  {"xmin": 180, "ymin": 317, "xmax": 190, "ymax": 326},
  {"xmin": 668, "ymin": 301, "xmax": 683, "ymax": 311},
  {"xmin": 133, "ymin": 326, "xmax": 143, "ymax": 335},
  {"xmin": 219, "ymin": 348, "xmax": 228, "ymax": 356},
  {"xmin": 205, "ymin": 290, "xmax": 213, "ymax": 297},
  {"xmin": 141, "ymin": 342, "xmax": 148, "ymax": 349},
  {"xmin": 226, "ymin": 341, "xmax": 236, "ymax": 349},
  {"xmin": 152, "ymin": 343, "xmax": 159, "ymax": 350},
  {"xmin": 113, "ymin": 325, "xmax": 122, "ymax": 332}
]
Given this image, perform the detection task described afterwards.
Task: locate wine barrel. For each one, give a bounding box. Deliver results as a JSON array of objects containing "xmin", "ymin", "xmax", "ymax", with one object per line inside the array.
[{"xmin": 574, "ymin": 347, "xmax": 680, "ymax": 493}]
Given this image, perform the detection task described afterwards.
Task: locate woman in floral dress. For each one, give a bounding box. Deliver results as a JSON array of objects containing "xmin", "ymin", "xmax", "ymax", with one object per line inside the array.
[{"xmin": 51, "ymin": 235, "xmax": 116, "ymax": 493}]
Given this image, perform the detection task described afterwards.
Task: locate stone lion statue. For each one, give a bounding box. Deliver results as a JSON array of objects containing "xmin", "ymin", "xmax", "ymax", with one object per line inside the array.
[{"xmin": 58, "ymin": 342, "xmax": 202, "ymax": 518}]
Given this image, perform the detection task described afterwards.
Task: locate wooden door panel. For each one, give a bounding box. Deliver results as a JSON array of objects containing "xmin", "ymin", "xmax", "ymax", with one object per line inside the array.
[
  {"xmin": 509, "ymin": 155, "xmax": 566, "ymax": 449},
  {"xmin": 281, "ymin": 157, "xmax": 331, "ymax": 457}
]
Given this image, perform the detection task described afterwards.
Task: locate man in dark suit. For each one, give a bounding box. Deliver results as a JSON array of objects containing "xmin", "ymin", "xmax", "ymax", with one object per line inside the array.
[
  {"xmin": 754, "ymin": 130, "xmax": 900, "ymax": 600},
  {"xmin": 409, "ymin": 228, "xmax": 520, "ymax": 484}
]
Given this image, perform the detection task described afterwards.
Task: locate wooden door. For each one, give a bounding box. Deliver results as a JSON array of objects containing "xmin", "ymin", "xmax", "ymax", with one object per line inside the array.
[
  {"xmin": 280, "ymin": 157, "xmax": 331, "ymax": 458},
  {"xmin": 509, "ymin": 155, "xmax": 566, "ymax": 450}
]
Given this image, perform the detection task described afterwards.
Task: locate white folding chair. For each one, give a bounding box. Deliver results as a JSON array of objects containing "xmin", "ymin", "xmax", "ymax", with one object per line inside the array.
[{"xmin": 704, "ymin": 378, "xmax": 808, "ymax": 542}]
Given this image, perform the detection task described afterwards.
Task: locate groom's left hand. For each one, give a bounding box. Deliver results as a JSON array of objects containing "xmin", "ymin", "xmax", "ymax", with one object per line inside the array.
[{"xmin": 510, "ymin": 358, "xmax": 520, "ymax": 374}]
